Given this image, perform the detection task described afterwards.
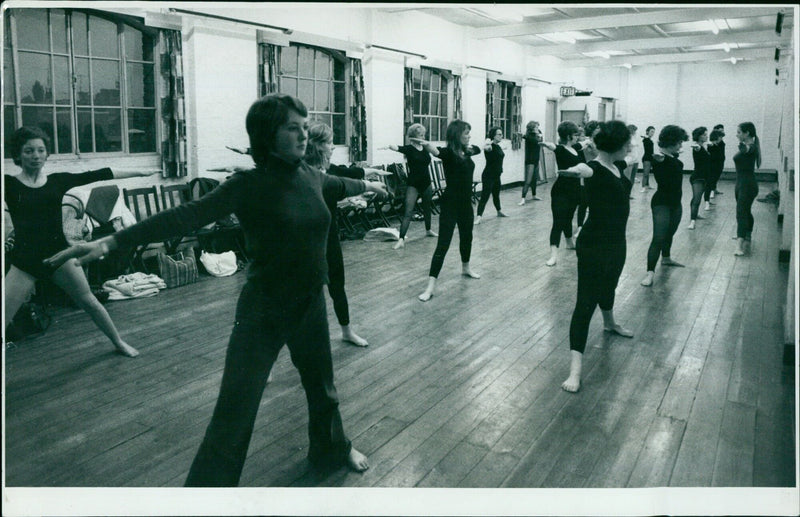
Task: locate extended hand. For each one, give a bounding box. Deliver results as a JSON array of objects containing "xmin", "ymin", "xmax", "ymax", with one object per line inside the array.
[
  {"xmin": 44, "ymin": 241, "xmax": 108, "ymax": 269},
  {"xmin": 366, "ymin": 180, "xmax": 388, "ymax": 198}
]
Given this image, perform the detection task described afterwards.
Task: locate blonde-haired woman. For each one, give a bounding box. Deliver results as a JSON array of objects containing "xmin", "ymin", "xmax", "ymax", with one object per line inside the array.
[
  {"xmin": 306, "ymin": 122, "xmax": 384, "ymax": 347},
  {"xmin": 380, "ymin": 123, "xmax": 437, "ymax": 249}
]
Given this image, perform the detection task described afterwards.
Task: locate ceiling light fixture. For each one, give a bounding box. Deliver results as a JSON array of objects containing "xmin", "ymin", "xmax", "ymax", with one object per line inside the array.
[
  {"xmin": 708, "ymin": 19, "xmax": 720, "ymax": 35},
  {"xmin": 622, "ymin": 63, "xmax": 632, "ymax": 69},
  {"xmin": 722, "ymin": 43, "xmax": 730, "ymax": 53},
  {"xmin": 730, "ymin": 57, "xmax": 738, "ymax": 64}
]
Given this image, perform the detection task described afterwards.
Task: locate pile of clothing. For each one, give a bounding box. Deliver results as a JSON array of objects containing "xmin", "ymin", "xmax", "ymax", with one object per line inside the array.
[{"xmin": 102, "ymin": 272, "xmax": 167, "ymax": 300}]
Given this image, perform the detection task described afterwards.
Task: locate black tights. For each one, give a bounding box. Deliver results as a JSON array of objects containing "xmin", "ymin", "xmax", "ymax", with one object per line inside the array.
[
  {"xmin": 521, "ymin": 163, "xmax": 538, "ymax": 197},
  {"xmin": 398, "ymin": 185, "xmax": 433, "ymax": 239},
  {"xmin": 689, "ymin": 180, "xmax": 705, "ymax": 220},
  {"xmin": 428, "ymin": 197, "xmax": 473, "ymax": 278},
  {"xmin": 550, "ymin": 192, "xmax": 579, "ymax": 247},
  {"xmin": 569, "ymin": 244, "xmax": 626, "ymax": 354},
  {"xmin": 735, "ymin": 179, "xmax": 758, "ymax": 239},
  {"xmin": 576, "ymin": 186, "xmax": 588, "ymax": 227},
  {"xmin": 326, "ymin": 232, "xmax": 349, "ymax": 326},
  {"xmin": 477, "ymin": 173, "xmax": 502, "ymax": 216},
  {"xmin": 646, "ymin": 204, "xmax": 682, "ymax": 271}
]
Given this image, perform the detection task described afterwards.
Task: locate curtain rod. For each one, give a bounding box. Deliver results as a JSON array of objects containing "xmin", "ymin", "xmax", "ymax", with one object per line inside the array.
[
  {"xmin": 366, "ymin": 44, "xmax": 426, "ymax": 60},
  {"xmin": 468, "ymin": 65, "xmax": 502, "ymax": 74},
  {"xmin": 169, "ymin": 8, "xmax": 293, "ymax": 34},
  {"xmin": 526, "ymin": 76, "xmax": 552, "ymax": 85}
]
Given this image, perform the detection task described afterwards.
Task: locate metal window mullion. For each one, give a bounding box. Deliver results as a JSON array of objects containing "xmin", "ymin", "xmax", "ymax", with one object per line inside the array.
[
  {"xmin": 66, "ymin": 10, "xmax": 79, "ymax": 156},
  {"xmin": 9, "ymin": 13, "xmax": 23, "ymax": 132},
  {"xmin": 119, "ymin": 22, "xmax": 128, "ymax": 153},
  {"xmin": 86, "ymin": 16, "xmax": 95, "ymax": 152}
]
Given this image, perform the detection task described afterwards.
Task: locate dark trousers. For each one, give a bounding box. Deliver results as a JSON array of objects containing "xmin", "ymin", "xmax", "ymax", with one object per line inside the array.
[
  {"xmin": 569, "ymin": 243, "xmax": 626, "ymax": 354},
  {"xmin": 708, "ymin": 163, "xmax": 723, "ymax": 192},
  {"xmin": 327, "ymin": 230, "xmax": 349, "ymax": 326},
  {"xmin": 576, "ymin": 186, "xmax": 588, "ymax": 227},
  {"xmin": 477, "ymin": 173, "xmax": 502, "ymax": 216},
  {"xmin": 735, "ymin": 179, "xmax": 758, "ymax": 239},
  {"xmin": 646, "ymin": 204, "xmax": 682, "ymax": 271},
  {"xmin": 689, "ymin": 180, "xmax": 705, "ymax": 220},
  {"xmin": 185, "ymin": 284, "xmax": 350, "ymax": 486},
  {"xmin": 521, "ymin": 163, "xmax": 539, "ymax": 197},
  {"xmin": 549, "ymin": 191, "xmax": 579, "ymax": 246},
  {"xmin": 429, "ymin": 196, "xmax": 473, "ymax": 278},
  {"xmin": 398, "ymin": 185, "xmax": 433, "ymax": 239}
]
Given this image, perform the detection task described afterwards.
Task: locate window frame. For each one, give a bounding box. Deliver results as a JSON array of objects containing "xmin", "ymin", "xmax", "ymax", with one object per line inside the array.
[
  {"xmin": 411, "ymin": 66, "xmax": 450, "ymax": 142},
  {"xmin": 276, "ymin": 42, "xmax": 349, "ymax": 147},
  {"xmin": 487, "ymin": 79, "xmax": 514, "ymax": 139},
  {"xmin": 3, "ymin": 8, "xmax": 161, "ymax": 159}
]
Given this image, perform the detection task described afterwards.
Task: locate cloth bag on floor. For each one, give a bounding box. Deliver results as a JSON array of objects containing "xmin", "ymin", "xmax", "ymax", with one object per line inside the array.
[
  {"xmin": 157, "ymin": 251, "xmax": 198, "ymax": 288},
  {"xmin": 199, "ymin": 250, "xmax": 238, "ymax": 277}
]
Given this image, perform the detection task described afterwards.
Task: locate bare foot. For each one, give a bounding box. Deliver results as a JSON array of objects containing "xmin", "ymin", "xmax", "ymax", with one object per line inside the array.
[
  {"xmin": 546, "ymin": 257, "xmax": 556, "ymax": 267},
  {"xmin": 392, "ymin": 238, "xmax": 405, "ymax": 250},
  {"xmin": 342, "ymin": 329, "xmax": 368, "ymax": 347},
  {"xmin": 518, "ymin": 199, "xmax": 526, "ymax": 206},
  {"xmin": 734, "ymin": 249, "xmax": 745, "ymax": 256},
  {"xmin": 604, "ymin": 324, "xmax": 634, "ymax": 338},
  {"xmin": 462, "ymin": 270, "xmax": 481, "ymax": 279},
  {"xmin": 114, "ymin": 341, "xmax": 139, "ymax": 358},
  {"xmin": 348, "ymin": 448, "xmax": 369, "ymax": 472},
  {"xmin": 426, "ymin": 230, "xmax": 438, "ymax": 237},
  {"xmin": 561, "ymin": 375, "xmax": 580, "ymax": 393},
  {"xmin": 641, "ymin": 272, "xmax": 654, "ymax": 286},
  {"xmin": 418, "ymin": 291, "xmax": 433, "ymax": 302},
  {"xmin": 475, "ymin": 216, "xmax": 482, "ymax": 225}
]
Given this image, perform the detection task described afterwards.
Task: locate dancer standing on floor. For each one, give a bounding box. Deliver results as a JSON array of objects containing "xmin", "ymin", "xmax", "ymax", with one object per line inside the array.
[
  {"xmin": 624, "ymin": 124, "xmax": 643, "ymax": 189},
  {"xmin": 575, "ymin": 120, "xmax": 601, "ymax": 234},
  {"xmin": 640, "ymin": 126, "xmax": 655, "ymax": 193},
  {"xmin": 545, "ymin": 121, "xmax": 583, "ymax": 267},
  {"xmin": 707, "ymin": 126, "xmax": 725, "ymax": 202},
  {"xmin": 417, "ymin": 120, "xmax": 481, "ymax": 302},
  {"xmin": 476, "ymin": 126, "xmax": 508, "ymax": 224},
  {"xmin": 687, "ymin": 126, "xmax": 711, "ymax": 230},
  {"xmin": 381, "ymin": 123, "xmax": 438, "ymax": 249},
  {"xmin": 4, "ymin": 126, "xmax": 157, "ymax": 357},
  {"xmin": 46, "ymin": 94, "xmax": 388, "ymax": 485},
  {"xmin": 556, "ymin": 121, "xmax": 635, "ymax": 393},
  {"xmin": 640, "ymin": 125, "xmax": 689, "ymax": 287},
  {"xmin": 306, "ymin": 122, "xmax": 386, "ymax": 347},
  {"xmin": 733, "ymin": 122, "xmax": 761, "ymax": 256},
  {"xmin": 519, "ymin": 121, "xmax": 543, "ymax": 204}
]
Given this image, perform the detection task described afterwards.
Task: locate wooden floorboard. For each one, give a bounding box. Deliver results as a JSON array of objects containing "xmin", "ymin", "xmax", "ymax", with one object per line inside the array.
[{"xmin": 4, "ymin": 178, "xmax": 795, "ymax": 488}]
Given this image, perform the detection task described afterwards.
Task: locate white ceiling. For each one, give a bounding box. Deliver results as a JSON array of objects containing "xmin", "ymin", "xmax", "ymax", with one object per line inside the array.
[{"xmin": 382, "ymin": 5, "xmax": 794, "ymax": 69}]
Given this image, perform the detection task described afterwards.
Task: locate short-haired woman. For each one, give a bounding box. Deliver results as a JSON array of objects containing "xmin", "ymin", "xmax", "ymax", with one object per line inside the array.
[
  {"xmin": 733, "ymin": 122, "xmax": 761, "ymax": 256},
  {"xmin": 545, "ymin": 120, "xmax": 583, "ymax": 266},
  {"xmin": 641, "ymin": 125, "xmax": 689, "ymax": 287},
  {"xmin": 46, "ymin": 94, "xmax": 388, "ymax": 485},
  {"xmin": 640, "ymin": 126, "xmax": 656, "ymax": 192},
  {"xmin": 475, "ymin": 126, "xmax": 508, "ymax": 223},
  {"xmin": 381, "ymin": 123, "xmax": 438, "ymax": 249},
  {"xmin": 555, "ymin": 121, "xmax": 635, "ymax": 392},
  {"xmin": 518, "ymin": 120, "xmax": 543, "ymax": 204},
  {"xmin": 416, "ymin": 120, "xmax": 482, "ymax": 302},
  {"xmin": 688, "ymin": 126, "xmax": 711, "ymax": 230}
]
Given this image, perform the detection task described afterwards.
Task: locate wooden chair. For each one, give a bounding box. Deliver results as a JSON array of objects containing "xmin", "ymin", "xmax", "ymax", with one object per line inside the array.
[
  {"xmin": 429, "ymin": 159, "xmax": 446, "ymax": 212},
  {"xmin": 187, "ymin": 180, "xmax": 249, "ymax": 262},
  {"xmin": 159, "ymin": 183, "xmax": 196, "ymax": 254},
  {"xmin": 123, "ymin": 186, "xmax": 163, "ymax": 272}
]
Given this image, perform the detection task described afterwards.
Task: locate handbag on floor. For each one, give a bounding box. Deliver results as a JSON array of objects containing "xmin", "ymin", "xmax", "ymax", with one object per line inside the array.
[
  {"xmin": 199, "ymin": 250, "xmax": 238, "ymax": 277},
  {"xmin": 157, "ymin": 251, "xmax": 198, "ymax": 288}
]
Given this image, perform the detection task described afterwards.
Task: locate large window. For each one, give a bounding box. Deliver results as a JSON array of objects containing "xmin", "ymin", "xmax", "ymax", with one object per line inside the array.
[
  {"xmin": 3, "ymin": 8, "xmax": 158, "ymax": 156},
  {"xmin": 277, "ymin": 43, "xmax": 346, "ymax": 145},
  {"xmin": 411, "ymin": 67, "xmax": 449, "ymax": 142},
  {"xmin": 487, "ymin": 80, "xmax": 514, "ymax": 138}
]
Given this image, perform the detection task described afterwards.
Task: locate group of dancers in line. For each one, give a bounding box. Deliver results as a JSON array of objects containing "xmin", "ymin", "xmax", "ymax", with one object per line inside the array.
[{"xmin": 5, "ymin": 90, "xmax": 763, "ymax": 485}]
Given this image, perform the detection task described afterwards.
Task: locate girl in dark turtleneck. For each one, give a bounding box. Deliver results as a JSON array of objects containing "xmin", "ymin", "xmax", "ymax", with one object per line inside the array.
[{"xmin": 46, "ymin": 94, "xmax": 388, "ymax": 486}]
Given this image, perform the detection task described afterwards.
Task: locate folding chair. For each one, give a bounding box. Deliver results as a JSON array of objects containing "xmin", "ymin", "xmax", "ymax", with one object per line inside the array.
[
  {"xmin": 123, "ymin": 186, "xmax": 163, "ymax": 272},
  {"xmin": 159, "ymin": 183, "xmax": 197, "ymax": 254}
]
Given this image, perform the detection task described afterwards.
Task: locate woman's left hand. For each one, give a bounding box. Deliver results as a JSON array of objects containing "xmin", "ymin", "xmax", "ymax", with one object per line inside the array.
[{"xmin": 365, "ymin": 181, "xmax": 388, "ymax": 198}]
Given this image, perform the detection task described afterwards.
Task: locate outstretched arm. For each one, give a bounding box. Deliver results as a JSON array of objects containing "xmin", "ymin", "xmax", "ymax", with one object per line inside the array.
[
  {"xmin": 408, "ymin": 138, "xmax": 440, "ymax": 157},
  {"xmin": 558, "ymin": 163, "xmax": 594, "ymax": 178},
  {"xmin": 378, "ymin": 144, "xmax": 401, "ymax": 152},
  {"xmin": 111, "ymin": 167, "xmax": 161, "ymax": 179}
]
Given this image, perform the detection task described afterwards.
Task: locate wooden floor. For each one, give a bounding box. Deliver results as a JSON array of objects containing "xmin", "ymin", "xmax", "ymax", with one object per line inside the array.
[{"xmin": 4, "ymin": 178, "xmax": 796, "ymax": 489}]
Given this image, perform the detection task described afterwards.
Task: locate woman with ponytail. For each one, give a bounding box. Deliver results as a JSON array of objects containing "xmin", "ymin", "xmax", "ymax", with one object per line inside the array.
[{"xmin": 733, "ymin": 122, "xmax": 761, "ymax": 256}]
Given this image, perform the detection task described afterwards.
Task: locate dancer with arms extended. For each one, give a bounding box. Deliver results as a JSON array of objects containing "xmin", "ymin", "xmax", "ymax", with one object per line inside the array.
[
  {"xmin": 475, "ymin": 126, "xmax": 508, "ymax": 224},
  {"xmin": 545, "ymin": 121, "xmax": 583, "ymax": 267},
  {"xmin": 4, "ymin": 126, "xmax": 157, "ymax": 357},
  {"xmin": 518, "ymin": 121, "xmax": 543, "ymax": 204},
  {"xmin": 556, "ymin": 121, "xmax": 635, "ymax": 393},
  {"xmin": 687, "ymin": 126, "xmax": 711, "ymax": 230},
  {"xmin": 46, "ymin": 94, "xmax": 387, "ymax": 485},
  {"xmin": 733, "ymin": 122, "xmax": 761, "ymax": 256}
]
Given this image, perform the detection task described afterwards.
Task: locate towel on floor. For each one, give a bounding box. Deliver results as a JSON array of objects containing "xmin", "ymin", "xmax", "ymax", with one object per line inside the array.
[{"xmin": 103, "ymin": 272, "xmax": 167, "ymax": 300}]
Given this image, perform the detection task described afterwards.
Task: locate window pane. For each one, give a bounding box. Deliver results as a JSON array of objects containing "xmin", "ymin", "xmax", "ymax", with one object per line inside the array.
[
  {"xmin": 440, "ymin": 119, "xmax": 448, "ymax": 139},
  {"xmin": 21, "ymin": 106, "xmax": 54, "ymax": 142},
  {"xmin": 430, "ymin": 92, "xmax": 439, "ymax": 116},
  {"xmin": 413, "ymin": 90, "xmax": 420, "ymax": 113},
  {"xmin": 18, "ymin": 52, "xmax": 52, "ymax": 104},
  {"xmin": 314, "ymin": 81, "xmax": 329, "ymax": 111},
  {"xmin": 295, "ymin": 78, "xmax": 312, "ymax": 108},
  {"xmin": 77, "ymin": 108, "xmax": 93, "ymax": 152},
  {"xmin": 430, "ymin": 73, "xmax": 439, "ymax": 92},
  {"xmin": 53, "ymin": 55, "xmax": 71, "ymax": 105},
  {"xmin": 423, "ymin": 69, "xmax": 433, "ymax": 90},
  {"xmin": 441, "ymin": 76, "xmax": 448, "ymax": 93},
  {"xmin": 422, "ymin": 118, "xmax": 430, "ymax": 137},
  {"xmin": 333, "ymin": 82, "xmax": 345, "ymax": 113},
  {"xmin": 93, "ymin": 108, "xmax": 122, "ymax": 152},
  {"xmin": 74, "ymin": 57, "xmax": 91, "ymax": 105},
  {"xmin": 412, "ymin": 69, "xmax": 421, "ymax": 90},
  {"xmin": 72, "ymin": 12, "xmax": 89, "ymax": 55},
  {"xmin": 16, "ymin": 9, "xmax": 49, "ymax": 51},
  {"xmin": 56, "ymin": 107, "xmax": 72, "ymax": 154},
  {"xmin": 332, "ymin": 114, "xmax": 345, "ymax": 146},
  {"xmin": 421, "ymin": 91, "xmax": 429, "ymax": 114},
  {"xmin": 440, "ymin": 94, "xmax": 448, "ymax": 116},
  {"xmin": 314, "ymin": 51, "xmax": 329, "ymax": 79},
  {"xmin": 124, "ymin": 25, "xmax": 153, "ymax": 61},
  {"xmin": 51, "ymin": 9, "xmax": 68, "ymax": 53},
  {"xmin": 430, "ymin": 119, "xmax": 438, "ymax": 141},
  {"xmin": 3, "ymin": 48, "xmax": 15, "ymax": 103},
  {"xmin": 4, "ymin": 108, "xmax": 17, "ymax": 152},
  {"xmin": 128, "ymin": 109, "xmax": 156, "ymax": 153},
  {"xmin": 279, "ymin": 76, "xmax": 297, "ymax": 95},
  {"xmin": 92, "ymin": 60, "xmax": 120, "ymax": 105},
  {"xmin": 280, "ymin": 46, "xmax": 297, "ymax": 75},
  {"xmin": 90, "ymin": 16, "xmax": 119, "ymax": 58},
  {"xmin": 297, "ymin": 46, "xmax": 314, "ymax": 78},
  {"xmin": 127, "ymin": 62, "xmax": 155, "ymax": 107},
  {"xmin": 333, "ymin": 59, "xmax": 344, "ymax": 81}
]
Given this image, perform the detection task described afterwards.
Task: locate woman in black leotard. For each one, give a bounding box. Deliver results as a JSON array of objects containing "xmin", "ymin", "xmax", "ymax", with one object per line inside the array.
[
  {"xmin": 305, "ymin": 122, "xmax": 385, "ymax": 348},
  {"xmin": 47, "ymin": 94, "xmax": 388, "ymax": 485},
  {"xmin": 640, "ymin": 126, "xmax": 655, "ymax": 192},
  {"xmin": 519, "ymin": 121, "xmax": 543, "ymax": 204},
  {"xmin": 733, "ymin": 122, "xmax": 761, "ymax": 256},
  {"xmin": 4, "ymin": 126, "xmax": 157, "ymax": 357},
  {"xmin": 688, "ymin": 126, "xmax": 711, "ymax": 230},
  {"xmin": 709, "ymin": 124, "xmax": 726, "ymax": 197},
  {"xmin": 381, "ymin": 123, "xmax": 438, "ymax": 249},
  {"xmin": 417, "ymin": 120, "xmax": 481, "ymax": 302},
  {"xmin": 475, "ymin": 126, "xmax": 508, "ymax": 223},
  {"xmin": 641, "ymin": 125, "xmax": 689, "ymax": 287},
  {"xmin": 575, "ymin": 120, "xmax": 601, "ymax": 234},
  {"xmin": 545, "ymin": 121, "xmax": 583, "ymax": 267},
  {"xmin": 556, "ymin": 121, "xmax": 635, "ymax": 393}
]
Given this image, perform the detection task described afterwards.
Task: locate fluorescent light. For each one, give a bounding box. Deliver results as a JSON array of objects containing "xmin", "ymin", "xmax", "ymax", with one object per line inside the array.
[
  {"xmin": 722, "ymin": 42, "xmax": 730, "ymax": 53},
  {"xmin": 730, "ymin": 57, "xmax": 737, "ymax": 64},
  {"xmin": 599, "ymin": 51, "xmax": 610, "ymax": 59},
  {"xmin": 708, "ymin": 19, "xmax": 719, "ymax": 35},
  {"xmin": 540, "ymin": 32, "xmax": 577, "ymax": 44},
  {"xmin": 622, "ymin": 63, "xmax": 632, "ymax": 69}
]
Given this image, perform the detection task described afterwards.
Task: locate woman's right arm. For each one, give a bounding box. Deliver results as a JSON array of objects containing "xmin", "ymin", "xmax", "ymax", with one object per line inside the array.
[
  {"xmin": 558, "ymin": 163, "xmax": 593, "ymax": 178},
  {"xmin": 379, "ymin": 144, "xmax": 401, "ymax": 152},
  {"xmin": 409, "ymin": 138, "xmax": 439, "ymax": 157}
]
